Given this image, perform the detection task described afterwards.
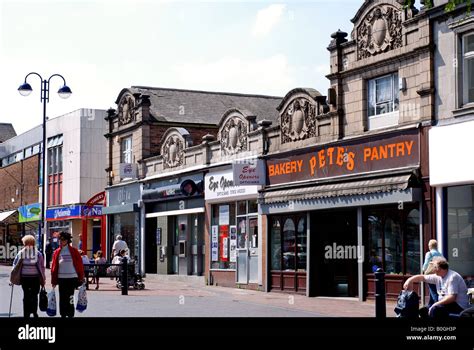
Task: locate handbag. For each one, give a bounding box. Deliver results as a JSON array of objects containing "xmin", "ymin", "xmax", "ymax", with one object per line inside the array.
[
  {"xmin": 424, "ymin": 252, "xmax": 435, "ymax": 275},
  {"xmin": 39, "ymin": 287, "xmax": 48, "ymax": 312},
  {"xmin": 10, "ymin": 259, "xmax": 23, "ymax": 285},
  {"xmin": 76, "ymin": 283, "xmax": 87, "ymax": 313}
]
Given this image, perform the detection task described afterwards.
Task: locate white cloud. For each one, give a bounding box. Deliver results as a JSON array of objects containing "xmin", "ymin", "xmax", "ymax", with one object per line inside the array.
[
  {"xmin": 252, "ymin": 4, "xmax": 286, "ymax": 38},
  {"xmin": 314, "ymin": 64, "xmax": 330, "ymax": 75},
  {"xmin": 170, "ymin": 54, "xmax": 294, "ymax": 96}
]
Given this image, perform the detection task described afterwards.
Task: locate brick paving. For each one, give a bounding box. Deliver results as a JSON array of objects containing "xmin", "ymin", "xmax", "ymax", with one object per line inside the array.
[{"xmin": 0, "ymin": 265, "xmax": 397, "ymax": 317}]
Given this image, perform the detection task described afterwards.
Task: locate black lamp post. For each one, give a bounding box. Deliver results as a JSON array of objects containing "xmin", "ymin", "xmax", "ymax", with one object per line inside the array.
[{"xmin": 18, "ymin": 72, "xmax": 72, "ymax": 255}]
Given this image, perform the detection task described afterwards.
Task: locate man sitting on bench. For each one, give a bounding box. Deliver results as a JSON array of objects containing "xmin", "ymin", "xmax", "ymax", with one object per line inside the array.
[{"xmin": 403, "ymin": 257, "xmax": 469, "ymax": 319}]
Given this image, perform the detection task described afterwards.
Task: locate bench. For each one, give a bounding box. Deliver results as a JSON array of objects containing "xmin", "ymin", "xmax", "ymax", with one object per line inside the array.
[{"xmin": 83, "ymin": 263, "xmax": 127, "ymax": 290}]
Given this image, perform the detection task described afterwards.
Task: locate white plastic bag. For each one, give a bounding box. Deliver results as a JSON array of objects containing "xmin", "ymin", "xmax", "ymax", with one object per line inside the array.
[
  {"xmin": 76, "ymin": 283, "xmax": 87, "ymax": 313},
  {"xmin": 47, "ymin": 288, "xmax": 57, "ymax": 317}
]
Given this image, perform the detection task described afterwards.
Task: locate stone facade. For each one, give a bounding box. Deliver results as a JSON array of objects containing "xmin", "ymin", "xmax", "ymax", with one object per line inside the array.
[{"xmin": 327, "ymin": 0, "xmax": 433, "ymax": 138}]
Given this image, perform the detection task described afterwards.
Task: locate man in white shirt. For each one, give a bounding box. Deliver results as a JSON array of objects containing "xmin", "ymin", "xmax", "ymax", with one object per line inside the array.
[
  {"xmin": 111, "ymin": 235, "xmax": 129, "ymax": 258},
  {"xmin": 404, "ymin": 257, "xmax": 469, "ymax": 318}
]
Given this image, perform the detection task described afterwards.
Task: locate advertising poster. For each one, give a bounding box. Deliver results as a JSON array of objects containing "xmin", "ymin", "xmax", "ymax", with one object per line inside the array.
[
  {"xmin": 220, "ymin": 225, "xmax": 229, "ymax": 261},
  {"xmin": 219, "ymin": 205, "xmax": 230, "ymax": 225},
  {"xmin": 211, "ymin": 225, "xmax": 219, "ymax": 262},
  {"xmin": 229, "ymin": 225, "xmax": 237, "ymax": 263}
]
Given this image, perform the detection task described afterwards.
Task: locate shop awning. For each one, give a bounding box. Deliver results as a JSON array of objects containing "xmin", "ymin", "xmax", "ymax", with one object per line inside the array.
[
  {"xmin": 0, "ymin": 210, "xmax": 16, "ymax": 223},
  {"xmin": 261, "ymin": 174, "xmax": 414, "ymax": 204}
]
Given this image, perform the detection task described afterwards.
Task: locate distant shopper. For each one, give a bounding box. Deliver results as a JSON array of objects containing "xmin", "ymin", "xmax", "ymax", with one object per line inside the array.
[
  {"xmin": 12, "ymin": 235, "xmax": 46, "ymax": 318},
  {"xmin": 45, "ymin": 238, "xmax": 53, "ymax": 269},
  {"xmin": 79, "ymin": 250, "xmax": 90, "ymax": 266},
  {"xmin": 51, "ymin": 231, "xmax": 84, "ymax": 318},
  {"xmin": 94, "ymin": 250, "xmax": 106, "ymax": 290},
  {"xmin": 404, "ymin": 257, "xmax": 469, "ymax": 319},
  {"xmin": 422, "ymin": 239, "xmax": 444, "ymax": 306},
  {"xmin": 111, "ymin": 235, "xmax": 128, "ymax": 258}
]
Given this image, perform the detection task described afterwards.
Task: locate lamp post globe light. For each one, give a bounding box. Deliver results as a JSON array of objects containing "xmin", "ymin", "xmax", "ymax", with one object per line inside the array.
[{"xmin": 18, "ymin": 72, "xmax": 72, "ymax": 256}]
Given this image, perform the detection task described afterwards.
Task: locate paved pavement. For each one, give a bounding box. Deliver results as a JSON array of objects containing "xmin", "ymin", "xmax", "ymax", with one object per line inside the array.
[{"xmin": 0, "ymin": 265, "xmax": 397, "ymax": 317}]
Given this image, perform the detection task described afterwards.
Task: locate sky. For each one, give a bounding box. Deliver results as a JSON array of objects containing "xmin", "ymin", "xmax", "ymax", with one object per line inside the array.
[{"xmin": 1, "ymin": 0, "xmax": 368, "ymax": 135}]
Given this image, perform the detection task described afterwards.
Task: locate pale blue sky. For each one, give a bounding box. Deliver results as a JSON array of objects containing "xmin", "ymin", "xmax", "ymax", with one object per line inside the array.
[{"xmin": 1, "ymin": 0, "xmax": 364, "ymax": 135}]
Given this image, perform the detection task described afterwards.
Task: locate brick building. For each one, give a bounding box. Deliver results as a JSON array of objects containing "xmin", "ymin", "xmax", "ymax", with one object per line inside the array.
[{"xmin": 0, "ymin": 125, "xmax": 42, "ymax": 257}]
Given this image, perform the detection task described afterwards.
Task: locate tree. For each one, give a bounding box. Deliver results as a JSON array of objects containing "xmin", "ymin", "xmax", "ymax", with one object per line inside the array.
[{"xmin": 404, "ymin": 0, "xmax": 472, "ymax": 14}]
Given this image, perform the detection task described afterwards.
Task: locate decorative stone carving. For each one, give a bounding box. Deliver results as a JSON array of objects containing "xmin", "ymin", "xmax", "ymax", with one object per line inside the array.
[
  {"xmin": 162, "ymin": 135, "xmax": 184, "ymax": 168},
  {"xmin": 220, "ymin": 117, "xmax": 247, "ymax": 155},
  {"xmin": 118, "ymin": 94, "xmax": 136, "ymax": 126},
  {"xmin": 357, "ymin": 6, "xmax": 402, "ymax": 60},
  {"xmin": 281, "ymin": 98, "xmax": 316, "ymax": 144}
]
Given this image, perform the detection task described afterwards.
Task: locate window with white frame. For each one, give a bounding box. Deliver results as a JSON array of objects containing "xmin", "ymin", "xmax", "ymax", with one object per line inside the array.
[
  {"xmin": 121, "ymin": 136, "xmax": 132, "ymax": 164},
  {"xmin": 367, "ymin": 73, "xmax": 399, "ymax": 130},
  {"xmin": 368, "ymin": 73, "xmax": 399, "ymax": 117},
  {"xmin": 462, "ymin": 33, "xmax": 474, "ymax": 105}
]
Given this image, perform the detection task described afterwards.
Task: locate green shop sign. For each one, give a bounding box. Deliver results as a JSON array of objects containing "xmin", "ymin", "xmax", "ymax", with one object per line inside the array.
[{"xmin": 18, "ymin": 203, "xmax": 41, "ymax": 223}]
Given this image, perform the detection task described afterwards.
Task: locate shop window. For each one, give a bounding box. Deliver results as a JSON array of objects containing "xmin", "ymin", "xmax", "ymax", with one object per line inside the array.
[
  {"xmin": 248, "ymin": 200, "xmax": 258, "ymax": 214},
  {"xmin": 447, "ymin": 185, "xmax": 474, "ymax": 276},
  {"xmin": 405, "ymin": 209, "xmax": 420, "ymax": 275},
  {"xmin": 367, "ymin": 73, "xmax": 399, "ymax": 130},
  {"xmin": 210, "ymin": 203, "xmax": 236, "ymax": 270},
  {"xmin": 365, "ymin": 206, "xmax": 419, "ymax": 275},
  {"xmin": 112, "ymin": 212, "xmax": 139, "ymax": 260},
  {"xmin": 270, "ymin": 215, "xmax": 306, "ymax": 272},
  {"xmin": 271, "ymin": 219, "xmax": 282, "ymax": 271},
  {"xmin": 296, "ymin": 218, "xmax": 307, "ymax": 272}
]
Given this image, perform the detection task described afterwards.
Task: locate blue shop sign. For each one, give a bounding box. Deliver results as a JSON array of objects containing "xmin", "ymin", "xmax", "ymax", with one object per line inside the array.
[{"xmin": 46, "ymin": 205, "xmax": 102, "ymax": 220}]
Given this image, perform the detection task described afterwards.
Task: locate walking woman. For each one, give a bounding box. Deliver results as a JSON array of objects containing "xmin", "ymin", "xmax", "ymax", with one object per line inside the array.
[
  {"xmin": 422, "ymin": 239, "xmax": 444, "ymax": 306},
  {"xmin": 51, "ymin": 231, "xmax": 84, "ymax": 318},
  {"xmin": 12, "ymin": 235, "xmax": 46, "ymax": 318}
]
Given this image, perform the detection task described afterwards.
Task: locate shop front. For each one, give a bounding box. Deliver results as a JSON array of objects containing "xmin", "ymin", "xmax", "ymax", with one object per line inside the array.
[
  {"xmin": 430, "ymin": 121, "xmax": 474, "ymax": 278},
  {"xmin": 261, "ymin": 128, "xmax": 424, "ymax": 299},
  {"xmin": 46, "ymin": 204, "xmax": 104, "ymax": 257},
  {"xmin": 0, "ymin": 210, "xmax": 20, "ymax": 262},
  {"xmin": 102, "ymin": 183, "xmax": 141, "ymax": 264},
  {"xmin": 205, "ymin": 167, "xmax": 261, "ymax": 289},
  {"xmin": 142, "ymin": 173, "xmax": 205, "ymax": 276}
]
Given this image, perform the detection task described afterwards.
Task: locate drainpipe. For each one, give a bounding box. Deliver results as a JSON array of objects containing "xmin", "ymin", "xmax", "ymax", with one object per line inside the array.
[
  {"xmin": 106, "ymin": 108, "xmax": 116, "ymax": 186},
  {"xmin": 330, "ymin": 29, "xmax": 348, "ymax": 139}
]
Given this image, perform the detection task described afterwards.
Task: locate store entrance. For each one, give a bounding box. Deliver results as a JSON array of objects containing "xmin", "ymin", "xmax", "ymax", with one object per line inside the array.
[{"xmin": 310, "ymin": 210, "xmax": 358, "ymax": 297}]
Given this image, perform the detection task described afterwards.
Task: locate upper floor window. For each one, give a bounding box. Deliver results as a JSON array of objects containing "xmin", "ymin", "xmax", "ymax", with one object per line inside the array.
[
  {"xmin": 463, "ymin": 33, "xmax": 474, "ymax": 105},
  {"xmin": 121, "ymin": 136, "xmax": 132, "ymax": 164},
  {"xmin": 367, "ymin": 73, "xmax": 399, "ymax": 130},
  {"xmin": 47, "ymin": 135, "xmax": 63, "ymax": 175}
]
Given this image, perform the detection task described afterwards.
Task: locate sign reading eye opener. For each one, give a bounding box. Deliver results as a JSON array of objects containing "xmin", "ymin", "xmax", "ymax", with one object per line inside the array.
[
  {"xmin": 205, "ymin": 168, "xmax": 260, "ymax": 202},
  {"xmin": 232, "ymin": 159, "xmax": 265, "ymax": 186}
]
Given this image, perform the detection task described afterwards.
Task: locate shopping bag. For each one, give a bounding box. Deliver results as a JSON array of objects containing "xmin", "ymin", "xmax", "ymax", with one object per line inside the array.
[
  {"xmin": 39, "ymin": 286, "xmax": 48, "ymax": 312},
  {"xmin": 76, "ymin": 283, "xmax": 87, "ymax": 313},
  {"xmin": 47, "ymin": 288, "xmax": 57, "ymax": 317}
]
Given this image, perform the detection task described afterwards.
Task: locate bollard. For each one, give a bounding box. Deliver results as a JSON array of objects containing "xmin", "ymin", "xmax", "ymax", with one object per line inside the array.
[
  {"xmin": 375, "ymin": 268, "xmax": 386, "ymax": 318},
  {"xmin": 121, "ymin": 257, "xmax": 128, "ymax": 295}
]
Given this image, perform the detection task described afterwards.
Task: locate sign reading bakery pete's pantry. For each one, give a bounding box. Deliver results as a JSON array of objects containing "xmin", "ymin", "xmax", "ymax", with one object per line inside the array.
[{"xmin": 267, "ymin": 129, "xmax": 419, "ymax": 185}]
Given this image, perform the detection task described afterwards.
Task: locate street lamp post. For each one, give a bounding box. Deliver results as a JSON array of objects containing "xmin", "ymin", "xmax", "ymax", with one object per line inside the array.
[{"xmin": 18, "ymin": 72, "xmax": 72, "ymax": 256}]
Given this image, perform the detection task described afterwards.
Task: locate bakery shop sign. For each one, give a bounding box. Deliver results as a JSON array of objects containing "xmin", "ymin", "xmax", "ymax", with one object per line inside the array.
[{"xmin": 267, "ymin": 129, "xmax": 419, "ymax": 185}]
